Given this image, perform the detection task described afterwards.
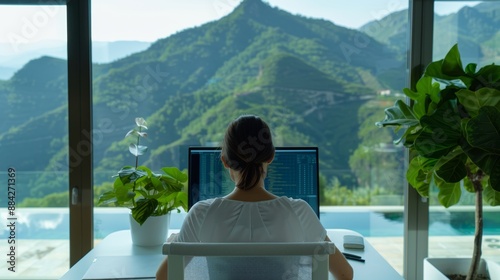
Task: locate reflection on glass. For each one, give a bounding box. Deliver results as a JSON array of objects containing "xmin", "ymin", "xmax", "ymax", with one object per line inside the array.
[
  {"xmin": 91, "ymin": 0, "xmax": 408, "ymax": 275},
  {"xmin": 0, "ymin": 4, "xmax": 69, "ymax": 280},
  {"xmin": 430, "ymin": 0, "xmax": 500, "ymax": 262}
]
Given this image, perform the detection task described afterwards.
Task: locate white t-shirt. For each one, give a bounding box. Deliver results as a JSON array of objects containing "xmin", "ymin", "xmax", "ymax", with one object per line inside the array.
[{"xmin": 177, "ymin": 196, "xmax": 326, "ymax": 243}]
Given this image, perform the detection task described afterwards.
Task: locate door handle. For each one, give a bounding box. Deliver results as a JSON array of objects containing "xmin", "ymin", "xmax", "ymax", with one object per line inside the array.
[{"xmin": 71, "ymin": 186, "xmax": 79, "ymax": 205}]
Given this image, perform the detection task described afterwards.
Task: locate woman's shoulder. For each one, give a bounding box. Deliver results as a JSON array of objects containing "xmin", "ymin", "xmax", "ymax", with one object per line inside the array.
[
  {"xmin": 277, "ymin": 196, "xmax": 310, "ymax": 207},
  {"xmin": 190, "ymin": 198, "xmax": 217, "ymax": 212},
  {"xmin": 191, "ymin": 196, "xmax": 309, "ymax": 212}
]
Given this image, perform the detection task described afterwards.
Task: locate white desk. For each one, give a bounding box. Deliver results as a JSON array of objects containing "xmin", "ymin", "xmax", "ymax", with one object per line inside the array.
[{"xmin": 59, "ymin": 229, "xmax": 403, "ymax": 280}]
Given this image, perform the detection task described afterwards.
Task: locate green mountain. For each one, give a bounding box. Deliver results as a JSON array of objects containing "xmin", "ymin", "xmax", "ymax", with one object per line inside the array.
[
  {"xmin": 360, "ymin": 2, "xmax": 500, "ymax": 65},
  {"xmin": 89, "ymin": 0, "xmax": 393, "ymax": 180},
  {"xmin": 0, "ymin": 56, "xmax": 67, "ymax": 132}
]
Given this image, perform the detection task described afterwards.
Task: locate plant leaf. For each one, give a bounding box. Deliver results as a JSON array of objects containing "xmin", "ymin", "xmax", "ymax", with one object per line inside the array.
[
  {"xmin": 125, "ymin": 129, "xmax": 137, "ymax": 138},
  {"xmin": 376, "ymin": 100, "xmax": 418, "ymax": 127},
  {"xmin": 132, "ymin": 198, "xmax": 158, "ymax": 225},
  {"xmin": 125, "ymin": 130, "xmax": 147, "ymax": 138},
  {"xmin": 460, "ymin": 140, "xmax": 500, "ymax": 192},
  {"xmin": 462, "ymin": 107, "xmax": 500, "ymax": 191},
  {"xmin": 483, "ymin": 184, "xmax": 500, "ymax": 206},
  {"xmin": 114, "ymin": 180, "xmax": 135, "ymax": 203},
  {"xmin": 463, "ymin": 179, "xmax": 475, "ymax": 193},
  {"xmin": 456, "ymin": 88, "xmax": 500, "ymax": 118},
  {"xmin": 434, "ymin": 149, "xmax": 467, "ymax": 183},
  {"xmin": 425, "ymin": 44, "xmax": 465, "ymax": 78},
  {"xmin": 441, "ymin": 44, "xmax": 466, "ymax": 77},
  {"xmin": 116, "ymin": 166, "xmax": 147, "ymax": 183},
  {"xmin": 161, "ymin": 167, "xmax": 188, "ymax": 183},
  {"xmin": 135, "ymin": 117, "xmax": 148, "ymax": 129},
  {"xmin": 406, "ymin": 156, "xmax": 432, "ymax": 197},
  {"xmin": 150, "ymin": 175, "xmax": 163, "ymax": 191},
  {"xmin": 375, "ymin": 100, "xmax": 421, "ymax": 146},
  {"xmin": 464, "ymin": 106, "xmax": 500, "ymax": 153},
  {"xmin": 137, "ymin": 165, "xmax": 153, "ymax": 174},
  {"xmin": 157, "ymin": 192, "xmax": 188, "ymax": 212},
  {"xmin": 472, "ymin": 64, "xmax": 500, "ymax": 90},
  {"xmin": 434, "ymin": 176, "xmax": 461, "ymax": 208},
  {"xmin": 97, "ymin": 190, "xmax": 117, "ymax": 205},
  {"xmin": 414, "ymin": 101, "xmax": 462, "ymax": 158},
  {"xmin": 465, "ymin": 63, "xmax": 477, "ymax": 75},
  {"xmin": 490, "ymin": 163, "xmax": 500, "ymax": 192},
  {"xmin": 172, "ymin": 192, "xmax": 188, "ymax": 212},
  {"xmin": 129, "ymin": 143, "xmax": 148, "ymax": 156},
  {"xmin": 403, "ymin": 81, "xmax": 440, "ymax": 119}
]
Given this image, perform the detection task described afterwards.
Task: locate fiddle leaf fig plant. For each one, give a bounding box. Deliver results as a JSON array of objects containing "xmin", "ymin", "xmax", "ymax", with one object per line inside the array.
[
  {"xmin": 98, "ymin": 117, "xmax": 188, "ymax": 225},
  {"xmin": 376, "ymin": 44, "xmax": 500, "ymax": 280}
]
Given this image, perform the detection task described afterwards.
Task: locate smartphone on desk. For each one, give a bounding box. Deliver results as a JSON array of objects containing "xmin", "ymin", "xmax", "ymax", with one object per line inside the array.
[{"xmin": 343, "ymin": 235, "xmax": 365, "ymax": 250}]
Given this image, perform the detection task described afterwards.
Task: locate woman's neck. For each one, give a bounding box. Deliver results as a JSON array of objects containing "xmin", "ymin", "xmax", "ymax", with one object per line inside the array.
[
  {"xmin": 224, "ymin": 183, "xmax": 278, "ymax": 202},
  {"xmin": 224, "ymin": 163, "xmax": 277, "ymax": 201}
]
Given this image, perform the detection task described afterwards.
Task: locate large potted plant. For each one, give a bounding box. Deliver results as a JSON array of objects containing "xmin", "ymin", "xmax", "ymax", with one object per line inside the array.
[
  {"xmin": 376, "ymin": 44, "xmax": 500, "ymax": 279},
  {"xmin": 98, "ymin": 117, "xmax": 188, "ymax": 246}
]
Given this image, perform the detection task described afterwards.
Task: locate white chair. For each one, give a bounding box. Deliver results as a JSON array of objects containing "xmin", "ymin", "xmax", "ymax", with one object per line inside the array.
[{"xmin": 162, "ymin": 241, "xmax": 335, "ymax": 280}]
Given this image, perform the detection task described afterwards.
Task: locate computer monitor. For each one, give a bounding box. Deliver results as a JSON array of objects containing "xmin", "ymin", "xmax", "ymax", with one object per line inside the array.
[{"xmin": 188, "ymin": 146, "xmax": 320, "ymax": 217}]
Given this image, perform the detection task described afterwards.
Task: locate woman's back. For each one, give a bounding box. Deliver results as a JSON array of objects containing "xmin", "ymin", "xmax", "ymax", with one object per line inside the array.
[
  {"xmin": 178, "ymin": 196, "xmax": 326, "ymax": 280},
  {"xmin": 177, "ymin": 196, "xmax": 326, "ymax": 243}
]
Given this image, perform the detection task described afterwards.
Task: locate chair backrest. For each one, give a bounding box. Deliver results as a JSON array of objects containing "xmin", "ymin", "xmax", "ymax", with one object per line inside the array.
[{"xmin": 162, "ymin": 242, "xmax": 335, "ymax": 280}]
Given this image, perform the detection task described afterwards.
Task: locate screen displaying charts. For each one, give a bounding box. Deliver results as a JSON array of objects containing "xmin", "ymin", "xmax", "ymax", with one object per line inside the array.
[{"xmin": 188, "ymin": 147, "xmax": 320, "ymax": 217}]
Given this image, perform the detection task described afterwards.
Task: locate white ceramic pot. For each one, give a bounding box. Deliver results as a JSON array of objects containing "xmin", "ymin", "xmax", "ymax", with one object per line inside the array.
[
  {"xmin": 129, "ymin": 213, "xmax": 170, "ymax": 246},
  {"xmin": 424, "ymin": 258, "xmax": 500, "ymax": 280}
]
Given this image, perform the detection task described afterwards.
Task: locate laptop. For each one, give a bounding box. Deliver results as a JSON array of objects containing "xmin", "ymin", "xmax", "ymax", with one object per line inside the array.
[{"xmin": 187, "ymin": 147, "xmax": 320, "ymax": 217}]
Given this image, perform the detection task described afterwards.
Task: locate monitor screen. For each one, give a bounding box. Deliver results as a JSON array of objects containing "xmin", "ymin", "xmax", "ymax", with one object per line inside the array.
[{"xmin": 188, "ymin": 147, "xmax": 320, "ymax": 217}]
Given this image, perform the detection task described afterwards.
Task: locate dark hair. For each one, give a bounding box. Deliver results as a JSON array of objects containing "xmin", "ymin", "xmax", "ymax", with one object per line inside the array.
[{"xmin": 221, "ymin": 115, "xmax": 275, "ymax": 190}]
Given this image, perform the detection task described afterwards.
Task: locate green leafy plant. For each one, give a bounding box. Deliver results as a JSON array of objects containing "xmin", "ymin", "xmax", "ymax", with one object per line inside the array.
[
  {"xmin": 98, "ymin": 117, "xmax": 188, "ymax": 225},
  {"xmin": 376, "ymin": 44, "xmax": 500, "ymax": 280}
]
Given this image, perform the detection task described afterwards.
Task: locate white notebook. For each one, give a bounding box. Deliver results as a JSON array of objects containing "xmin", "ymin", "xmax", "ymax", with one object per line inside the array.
[{"xmin": 82, "ymin": 255, "xmax": 164, "ymax": 280}]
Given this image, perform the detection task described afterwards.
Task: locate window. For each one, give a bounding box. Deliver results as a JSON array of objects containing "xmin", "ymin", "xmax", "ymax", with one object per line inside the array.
[
  {"xmin": 91, "ymin": 0, "xmax": 408, "ymax": 275},
  {"xmin": 429, "ymin": 0, "xmax": 500, "ymax": 262},
  {"xmin": 0, "ymin": 4, "xmax": 69, "ymax": 279}
]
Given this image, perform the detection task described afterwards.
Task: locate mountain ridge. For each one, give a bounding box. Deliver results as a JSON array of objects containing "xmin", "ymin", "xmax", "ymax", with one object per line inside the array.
[{"xmin": 359, "ymin": 2, "xmax": 500, "ymax": 64}]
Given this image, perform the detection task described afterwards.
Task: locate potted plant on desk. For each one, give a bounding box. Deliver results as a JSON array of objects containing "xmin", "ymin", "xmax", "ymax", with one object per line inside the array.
[
  {"xmin": 98, "ymin": 117, "xmax": 188, "ymax": 246},
  {"xmin": 376, "ymin": 44, "xmax": 500, "ymax": 280}
]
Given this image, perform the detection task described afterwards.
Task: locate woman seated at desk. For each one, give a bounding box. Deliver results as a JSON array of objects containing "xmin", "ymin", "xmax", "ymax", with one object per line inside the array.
[{"xmin": 156, "ymin": 114, "xmax": 353, "ymax": 280}]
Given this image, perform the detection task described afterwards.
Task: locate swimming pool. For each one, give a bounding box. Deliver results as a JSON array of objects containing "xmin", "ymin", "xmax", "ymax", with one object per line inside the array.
[{"xmin": 1, "ymin": 206, "xmax": 499, "ymax": 239}]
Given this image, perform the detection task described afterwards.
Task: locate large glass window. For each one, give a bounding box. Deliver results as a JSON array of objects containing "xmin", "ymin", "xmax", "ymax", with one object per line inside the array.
[
  {"xmin": 429, "ymin": 0, "xmax": 500, "ymax": 262},
  {"xmin": 0, "ymin": 4, "xmax": 69, "ymax": 280},
  {"xmin": 90, "ymin": 0, "xmax": 408, "ymax": 275}
]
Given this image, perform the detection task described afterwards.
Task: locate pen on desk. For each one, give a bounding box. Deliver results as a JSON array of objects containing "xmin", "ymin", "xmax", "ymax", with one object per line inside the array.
[
  {"xmin": 342, "ymin": 252, "xmax": 361, "ymax": 259},
  {"xmin": 342, "ymin": 253, "xmax": 365, "ymax": 263}
]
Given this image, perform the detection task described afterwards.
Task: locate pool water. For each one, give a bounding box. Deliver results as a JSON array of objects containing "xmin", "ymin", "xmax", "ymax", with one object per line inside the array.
[{"xmin": 2, "ymin": 208, "xmax": 499, "ymax": 240}]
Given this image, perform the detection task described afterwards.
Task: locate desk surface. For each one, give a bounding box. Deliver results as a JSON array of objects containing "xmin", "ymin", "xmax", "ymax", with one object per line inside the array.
[{"xmin": 59, "ymin": 229, "xmax": 403, "ymax": 280}]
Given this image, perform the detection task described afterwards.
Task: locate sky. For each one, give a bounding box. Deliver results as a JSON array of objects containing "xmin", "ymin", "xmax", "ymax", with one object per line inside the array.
[{"xmin": 0, "ymin": 0, "xmax": 481, "ymax": 45}]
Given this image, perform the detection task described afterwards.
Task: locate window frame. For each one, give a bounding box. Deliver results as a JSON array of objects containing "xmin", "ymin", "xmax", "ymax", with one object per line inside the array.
[
  {"xmin": 405, "ymin": 2, "xmax": 433, "ymax": 278},
  {"xmin": 67, "ymin": 0, "xmax": 93, "ymax": 266}
]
